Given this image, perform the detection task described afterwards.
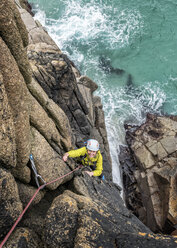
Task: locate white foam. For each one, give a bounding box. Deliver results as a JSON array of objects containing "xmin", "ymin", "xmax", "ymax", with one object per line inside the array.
[
  {"xmin": 33, "ymin": 0, "xmax": 144, "ymax": 55},
  {"xmin": 32, "ymin": 1, "xmax": 157, "ymax": 188},
  {"xmin": 33, "ymin": 9, "xmax": 46, "ymax": 27},
  {"xmin": 95, "ymin": 80, "xmax": 167, "ymax": 185}
]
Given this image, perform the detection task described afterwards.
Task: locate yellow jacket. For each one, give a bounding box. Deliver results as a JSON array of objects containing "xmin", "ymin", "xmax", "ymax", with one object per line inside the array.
[{"xmin": 68, "ymin": 147, "xmax": 103, "ymax": 176}]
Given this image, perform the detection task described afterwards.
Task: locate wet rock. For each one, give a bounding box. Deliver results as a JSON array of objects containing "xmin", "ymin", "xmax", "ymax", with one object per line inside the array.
[{"xmin": 99, "ymin": 56, "xmax": 125, "ymax": 75}]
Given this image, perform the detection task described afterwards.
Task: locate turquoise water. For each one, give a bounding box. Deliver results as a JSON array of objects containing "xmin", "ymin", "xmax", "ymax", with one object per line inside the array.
[{"xmin": 29, "ymin": 0, "xmax": 177, "ymax": 185}]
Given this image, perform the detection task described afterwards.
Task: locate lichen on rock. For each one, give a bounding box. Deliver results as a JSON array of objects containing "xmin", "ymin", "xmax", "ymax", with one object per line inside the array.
[
  {"xmin": 0, "ymin": 0, "xmax": 32, "ymax": 84},
  {"xmin": 0, "ymin": 1, "xmax": 177, "ymax": 247},
  {"xmin": 0, "ymin": 36, "xmax": 31, "ymax": 168}
]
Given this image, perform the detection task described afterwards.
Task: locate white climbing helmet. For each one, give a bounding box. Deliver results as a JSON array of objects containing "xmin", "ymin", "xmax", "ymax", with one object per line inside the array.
[{"xmin": 86, "ymin": 139, "xmax": 99, "ymax": 151}]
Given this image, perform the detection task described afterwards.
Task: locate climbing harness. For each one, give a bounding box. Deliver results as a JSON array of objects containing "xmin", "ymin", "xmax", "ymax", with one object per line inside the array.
[
  {"xmin": 29, "ymin": 154, "xmax": 46, "ymax": 188},
  {"xmin": 0, "ymin": 157, "xmax": 82, "ymax": 248}
]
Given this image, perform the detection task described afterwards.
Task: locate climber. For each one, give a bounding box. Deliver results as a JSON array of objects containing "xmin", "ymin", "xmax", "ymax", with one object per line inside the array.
[{"xmin": 63, "ymin": 139, "xmax": 103, "ymax": 178}]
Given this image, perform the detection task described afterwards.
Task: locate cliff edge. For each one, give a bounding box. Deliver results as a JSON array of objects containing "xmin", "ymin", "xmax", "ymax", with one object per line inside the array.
[{"xmin": 0, "ymin": 1, "xmax": 177, "ymax": 247}]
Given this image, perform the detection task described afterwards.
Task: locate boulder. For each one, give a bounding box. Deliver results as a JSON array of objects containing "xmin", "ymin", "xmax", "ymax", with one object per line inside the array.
[
  {"xmin": 30, "ymin": 127, "xmax": 73, "ymax": 190},
  {"xmin": 11, "ymin": 0, "xmax": 29, "ymax": 47},
  {"xmin": 115, "ymin": 232, "xmax": 177, "ymax": 248},
  {"xmin": 4, "ymin": 227, "xmax": 41, "ymax": 248},
  {"xmin": 43, "ymin": 193, "xmax": 78, "ymax": 247},
  {"xmin": 11, "ymin": 165, "xmax": 31, "ymax": 184},
  {"xmin": 17, "ymin": 182, "xmax": 45, "ymax": 207}
]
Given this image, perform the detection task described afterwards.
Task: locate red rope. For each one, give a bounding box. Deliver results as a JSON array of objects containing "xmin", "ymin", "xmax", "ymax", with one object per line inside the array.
[{"xmin": 0, "ymin": 166, "xmax": 81, "ymax": 248}]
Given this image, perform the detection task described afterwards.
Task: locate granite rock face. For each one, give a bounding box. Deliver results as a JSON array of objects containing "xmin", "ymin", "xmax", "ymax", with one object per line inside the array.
[
  {"xmin": 27, "ymin": 43, "xmax": 91, "ymax": 143},
  {"xmin": 0, "ymin": 1, "xmax": 177, "ymax": 247},
  {"xmin": 41, "ymin": 174, "xmax": 177, "ymax": 248},
  {"xmin": 25, "ymin": 28, "xmax": 112, "ymax": 179},
  {"xmin": 0, "ymin": 73, "xmax": 16, "ymax": 168},
  {"xmin": 121, "ymin": 114, "xmax": 177, "ymax": 233},
  {"xmin": 0, "ymin": 168, "xmax": 23, "ymax": 240},
  {"xmin": 0, "ymin": 0, "xmax": 32, "ymax": 83},
  {"xmin": 4, "ymin": 227, "xmax": 41, "ymax": 248}
]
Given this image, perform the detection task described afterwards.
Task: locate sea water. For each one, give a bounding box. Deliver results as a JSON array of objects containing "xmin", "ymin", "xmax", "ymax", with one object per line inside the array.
[{"xmin": 29, "ymin": 0, "xmax": 177, "ymax": 187}]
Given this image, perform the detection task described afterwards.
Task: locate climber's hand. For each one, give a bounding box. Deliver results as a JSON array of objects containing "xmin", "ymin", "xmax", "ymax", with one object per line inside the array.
[{"xmin": 85, "ymin": 171, "xmax": 94, "ymax": 177}]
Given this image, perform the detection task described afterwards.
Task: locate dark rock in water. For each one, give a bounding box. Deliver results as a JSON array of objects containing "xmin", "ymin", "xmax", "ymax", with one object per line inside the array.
[
  {"xmin": 99, "ymin": 56, "xmax": 125, "ymax": 75},
  {"xmin": 127, "ymin": 74, "xmax": 133, "ymax": 87}
]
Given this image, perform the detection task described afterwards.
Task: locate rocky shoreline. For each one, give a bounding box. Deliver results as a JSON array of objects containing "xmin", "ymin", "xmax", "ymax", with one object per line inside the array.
[
  {"xmin": 0, "ymin": 0, "xmax": 177, "ymax": 247},
  {"xmin": 120, "ymin": 114, "xmax": 177, "ymax": 234}
]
